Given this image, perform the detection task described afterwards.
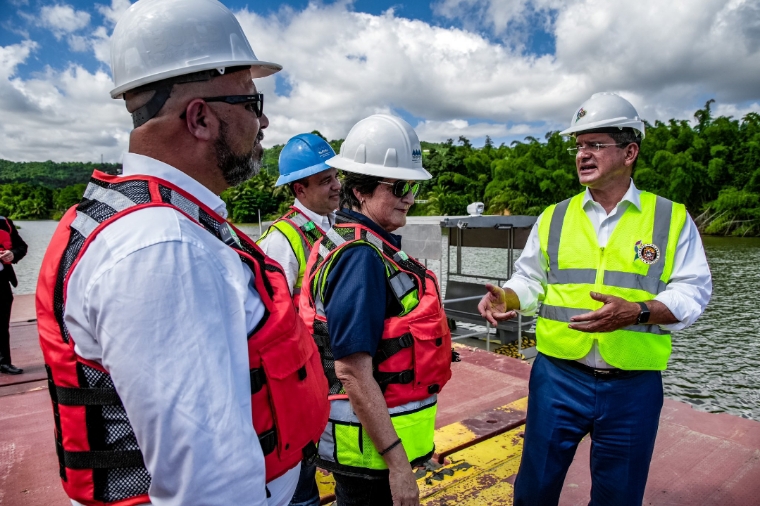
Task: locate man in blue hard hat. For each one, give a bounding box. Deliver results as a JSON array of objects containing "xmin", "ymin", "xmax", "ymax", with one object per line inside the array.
[{"xmin": 258, "ymin": 132, "xmax": 341, "ymax": 506}]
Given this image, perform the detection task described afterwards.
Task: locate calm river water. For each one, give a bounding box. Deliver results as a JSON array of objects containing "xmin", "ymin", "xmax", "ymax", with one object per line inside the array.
[{"xmin": 13, "ymin": 221, "xmax": 760, "ymax": 420}]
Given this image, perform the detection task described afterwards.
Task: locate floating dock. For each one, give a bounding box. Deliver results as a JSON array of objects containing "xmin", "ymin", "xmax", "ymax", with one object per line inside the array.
[{"xmin": 2, "ymin": 294, "xmax": 760, "ymax": 505}]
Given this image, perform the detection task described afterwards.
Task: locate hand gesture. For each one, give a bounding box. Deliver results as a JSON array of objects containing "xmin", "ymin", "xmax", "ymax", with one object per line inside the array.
[
  {"xmin": 389, "ymin": 466, "xmax": 420, "ymax": 506},
  {"xmin": 0, "ymin": 250, "xmax": 13, "ymax": 264},
  {"xmin": 477, "ymin": 283, "xmax": 517, "ymax": 326},
  {"xmin": 568, "ymin": 292, "xmax": 641, "ymax": 333}
]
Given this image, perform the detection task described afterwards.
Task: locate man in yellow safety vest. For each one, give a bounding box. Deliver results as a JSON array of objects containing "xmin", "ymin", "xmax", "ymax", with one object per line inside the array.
[
  {"xmin": 257, "ymin": 133, "xmax": 341, "ymax": 506},
  {"xmin": 478, "ymin": 93, "xmax": 712, "ymax": 506}
]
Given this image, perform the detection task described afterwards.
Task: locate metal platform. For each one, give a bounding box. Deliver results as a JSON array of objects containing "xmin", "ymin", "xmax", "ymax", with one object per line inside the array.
[
  {"xmin": 4, "ymin": 296, "xmax": 760, "ymax": 505},
  {"xmin": 439, "ymin": 215, "xmax": 538, "ymax": 356}
]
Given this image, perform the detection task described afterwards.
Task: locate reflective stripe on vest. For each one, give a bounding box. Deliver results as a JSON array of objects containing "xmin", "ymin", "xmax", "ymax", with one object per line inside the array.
[
  {"xmin": 299, "ymin": 213, "xmax": 452, "ymax": 477},
  {"xmin": 36, "ymin": 172, "xmax": 329, "ymax": 505},
  {"xmin": 536, "ymin": 191, "xmax": 687, "ymax": 370},
  {"xmin": 317, "ymin": 396, "xmax": 438, "ymax": 476}
]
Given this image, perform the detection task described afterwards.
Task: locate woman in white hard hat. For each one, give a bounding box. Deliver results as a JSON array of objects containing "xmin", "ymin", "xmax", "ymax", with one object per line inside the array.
[{"xmin": 299, "ymin": 115, "xmax": 456, "ymax": 506}]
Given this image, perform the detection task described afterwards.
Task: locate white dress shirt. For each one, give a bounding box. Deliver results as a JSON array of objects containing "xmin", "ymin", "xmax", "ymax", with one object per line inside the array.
[
  {"xmin": 504, "ymin": 180, "xmax": 712, "ymax": 369},
  {"xmin": 66, "ymin": 153, "xmax": 298, "ymax": 506},
  {"xmin": 257, "ymin": 199, "xmax": 335, "ymax": 294}
]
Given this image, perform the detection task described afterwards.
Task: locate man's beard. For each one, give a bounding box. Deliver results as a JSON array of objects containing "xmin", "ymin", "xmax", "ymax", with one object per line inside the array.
[{"xmin": 215, "ymin": 119, "xmax": 262, "ymax": 186}]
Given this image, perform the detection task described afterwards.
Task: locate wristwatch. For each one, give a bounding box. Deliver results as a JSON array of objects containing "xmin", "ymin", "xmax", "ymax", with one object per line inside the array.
[{"xmin": 636, "ymin": 302, "xmax": 651, "ymax": 324}]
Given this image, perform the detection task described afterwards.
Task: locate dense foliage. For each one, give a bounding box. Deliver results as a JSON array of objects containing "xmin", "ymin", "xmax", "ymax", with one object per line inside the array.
[{"xmin": 1, "ymin": 106, "xmax": 758, "ymax": 235}]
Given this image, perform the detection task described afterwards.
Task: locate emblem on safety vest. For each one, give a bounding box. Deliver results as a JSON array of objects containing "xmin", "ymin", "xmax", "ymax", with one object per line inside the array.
[
  {"xmin": 634, "ymin": 240, "xmax": 660, "ymax": 265},
  {"xmin": 576, "ymin": 107, "xmax": 587, "ymax": 122}
]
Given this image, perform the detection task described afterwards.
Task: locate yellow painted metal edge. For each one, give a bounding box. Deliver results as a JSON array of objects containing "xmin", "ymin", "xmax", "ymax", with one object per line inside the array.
[{"xmin": 318, "ymin": 397, "xmax": 528, "ymax": 504}]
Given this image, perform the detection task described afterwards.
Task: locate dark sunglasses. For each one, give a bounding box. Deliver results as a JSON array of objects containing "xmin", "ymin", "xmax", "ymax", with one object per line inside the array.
[
  {"xmin": 378, "ymin": 180, "xmax": 421, "ymax": 198},
  {"xmin": 180, "ymin": 93, "xmax": 264, "ymax": 119}
]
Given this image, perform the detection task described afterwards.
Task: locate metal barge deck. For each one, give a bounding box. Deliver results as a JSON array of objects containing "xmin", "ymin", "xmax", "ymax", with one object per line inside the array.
[{"xmin": 2, "ymin": 294, "xmax": 760, "ymax": 505}]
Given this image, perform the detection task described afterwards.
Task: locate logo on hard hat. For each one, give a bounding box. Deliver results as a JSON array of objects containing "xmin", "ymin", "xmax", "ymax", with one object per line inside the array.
[
  {"xmin": 634, "ymin": 240, "xmax": 660, "ymax": 265},
  {"xmin": 318, "ymin": 148, "xmax": 331, "ymax": 158},
  {"xmin": 412, "ymin": 149, "xmax": 422, "ymax": 162},
  {"xmin": 575, "ymin": 108, "xmax": 587, "ymax": 123}
]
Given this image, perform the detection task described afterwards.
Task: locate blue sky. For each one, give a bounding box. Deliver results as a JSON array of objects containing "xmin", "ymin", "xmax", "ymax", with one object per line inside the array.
[{"xmin": 1, "ymin": 0, "xmax": 759, "ymax": 162}]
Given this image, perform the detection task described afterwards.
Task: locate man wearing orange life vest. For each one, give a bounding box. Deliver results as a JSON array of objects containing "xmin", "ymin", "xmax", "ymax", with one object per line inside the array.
[
  {"xmin": 0, "ymin": 216, "xmax": 27, "ymax": 375},
  {"xmin": 258, "ymin": 134, "xmax": 341, "ymax": 307},
  {"xmin": 257, "ymin": 135, "xmax": 340, "ymax": 506},
  {"xmin": 35, "ymin": 1, "xmax": 328, "ymax": 505}
]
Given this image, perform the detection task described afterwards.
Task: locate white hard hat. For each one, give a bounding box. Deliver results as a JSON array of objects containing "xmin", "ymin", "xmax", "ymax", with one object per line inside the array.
[
  {"xmin": 327, "ymin": 114, "xmax": 432, "ymax": 180},
  {"xmin": 559, "ymin": 92, "xmax": 645, "ymax": 139},
  {"xmin": 109, "ymin": 0, "xmax": 281, "ymax": 98}
]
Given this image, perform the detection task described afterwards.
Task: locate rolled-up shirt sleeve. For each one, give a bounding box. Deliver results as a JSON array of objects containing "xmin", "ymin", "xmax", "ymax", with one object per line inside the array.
[
  {"xmin": 655, "ymin": 215, "xmax": 712, "ymax": 331},
  {"xmin": 502, "ymin": 218, "xmax": 547, "ymax": 316},
  {"xmin": 78, "ymin": 240, "xmax": 268, "ymax": 506}
]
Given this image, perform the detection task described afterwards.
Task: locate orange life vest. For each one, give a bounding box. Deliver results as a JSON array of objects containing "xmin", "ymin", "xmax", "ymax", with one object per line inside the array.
[
  {"xmin": 299, "ymin": 214, "xmax": 453, "ymax": 409},
  {"xmin": 36, "ymin": 171, "xmax": 329, "ymax": 506},
  {"xmin": 0, "ymin": 217, "xmax": 12, "ymax": 250}
]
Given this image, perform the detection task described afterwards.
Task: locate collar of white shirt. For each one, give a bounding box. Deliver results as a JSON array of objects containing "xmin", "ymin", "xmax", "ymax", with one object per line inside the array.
[
  {"xmin": 581, "ymin": 178, "xmax": 642, "ymax": 213},
  {"xmin": 292, "ymin": 198, "xmax": 335, "ymax": 230},
  {"xmin": 121, "ymin": 152, "xmax": 229, "ymax": 219}
]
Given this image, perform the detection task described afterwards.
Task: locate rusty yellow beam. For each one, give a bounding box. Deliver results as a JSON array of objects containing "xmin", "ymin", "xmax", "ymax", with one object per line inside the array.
[
  {"xmin": 421, "ymin": 426, "xmax": 525, "ymax": 505},
  {"xmin": 318, "ymin": 397, "xmax": 528, "ymax": 505},
  {"xmin": 433, "ymin": 397, "xmax": 527, "ymax": 459}
]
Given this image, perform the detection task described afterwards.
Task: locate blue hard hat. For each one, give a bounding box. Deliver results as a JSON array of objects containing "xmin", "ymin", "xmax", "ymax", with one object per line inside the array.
[{"xmin": 276, "ymin": 133, "xmax": 336, "ymax": 186}]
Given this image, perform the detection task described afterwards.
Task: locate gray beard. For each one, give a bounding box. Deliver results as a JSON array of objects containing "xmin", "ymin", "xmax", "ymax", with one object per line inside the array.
[{"xmin": 215, "ymin": 119, "xmax": 262, "ymax": 186}]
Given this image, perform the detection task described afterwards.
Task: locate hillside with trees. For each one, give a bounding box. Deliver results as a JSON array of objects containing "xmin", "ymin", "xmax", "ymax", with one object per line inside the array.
[{"xmin": 1, "ymin": 102, "xmax": 758, "ymax": 236}]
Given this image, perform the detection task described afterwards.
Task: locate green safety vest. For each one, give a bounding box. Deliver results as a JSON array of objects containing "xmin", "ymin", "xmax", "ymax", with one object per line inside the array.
[
  {"xmin": 536, "ymin": 191, "xmax": 687, "ymax": 370},
  {"xmin": 258, "ymin": 206, "xmax": 325, "ymax": 297},
  {"xmin": 302, "ymin": 213, "xmax": 452, "ymax": 477}
]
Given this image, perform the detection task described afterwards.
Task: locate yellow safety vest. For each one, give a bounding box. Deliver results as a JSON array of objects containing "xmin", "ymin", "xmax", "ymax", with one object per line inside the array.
[
  {"xmin": 302, "ymin": 214, "xmax": 452, "ymax": 477},
  {"xmin": 258, "ymin": 207, "xmax": 324, "ymax": 297},
  {"xmin": 536, "ymin": 191, "xmax": 687, "ymax": 370}
]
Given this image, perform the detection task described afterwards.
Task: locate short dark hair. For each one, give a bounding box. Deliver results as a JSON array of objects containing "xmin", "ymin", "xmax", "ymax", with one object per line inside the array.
[
  {"xmin": 339, "ymin": 172, "xmax": 382, "ymax": 210},
  {"xmin": 582, "ymin": 127, "xmax": 642, "ymax": 169},
  {"xmin": 287, "ymin": 177, "xmax": 309, "ymax": 197}
]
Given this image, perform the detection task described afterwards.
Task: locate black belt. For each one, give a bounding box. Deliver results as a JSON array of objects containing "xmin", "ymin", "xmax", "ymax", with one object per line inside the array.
[{"xmin": 552, "ymin": 356, "xmax": 643, "ymax": 379}]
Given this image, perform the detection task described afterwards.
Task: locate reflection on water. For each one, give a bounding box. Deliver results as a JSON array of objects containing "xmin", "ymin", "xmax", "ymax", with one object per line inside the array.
[
  {"xmin": 11, "ymin": 220, "xmax": 58, "ymax": 296},
  {"xmin": 666, "ymin": 236, "xmax": 760, "ymax": 420},
  {"xmin": 12, "ymin": 221, "xmax": 760, "ymax": 420}
]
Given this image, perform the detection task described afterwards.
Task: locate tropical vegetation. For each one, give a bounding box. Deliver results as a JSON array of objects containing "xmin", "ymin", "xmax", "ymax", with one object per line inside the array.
[{"xmin": 1, "ymin": 102, "xmax": 758, "ymax": 236}]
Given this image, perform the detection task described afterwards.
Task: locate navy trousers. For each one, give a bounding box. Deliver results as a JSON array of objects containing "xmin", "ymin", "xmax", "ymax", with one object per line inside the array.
[
  {"xmin": 289, "ymin": 461, "xmax": 320, "ymax": 506},
  {"xmin": 513, "ymin": 353, "xmax": 663, "ymax": 506},
  {"xmin": 333, "ymin": 473, "xmax": 392, "ymax": 506}
]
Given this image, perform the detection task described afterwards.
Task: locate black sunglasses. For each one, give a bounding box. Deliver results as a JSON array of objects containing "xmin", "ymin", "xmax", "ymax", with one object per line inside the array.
[
  {"xmin": 180, "ymin": 93, "xmax": 264, "ymax": 119},
  {"xmin": 378, "ymin": 180, "xmax": 421, "ymax": 198}
]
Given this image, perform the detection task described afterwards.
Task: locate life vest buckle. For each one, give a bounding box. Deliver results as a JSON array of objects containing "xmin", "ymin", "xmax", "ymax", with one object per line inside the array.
[
  {"xmin": 398, "ymin": 333, "xmax": 414, "ymax": 349},
  {"xmin": 250, "ymin": 368, "xmax": 267, "ymax": 394}
]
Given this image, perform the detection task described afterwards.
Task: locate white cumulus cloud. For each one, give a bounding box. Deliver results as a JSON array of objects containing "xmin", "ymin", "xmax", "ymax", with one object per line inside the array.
[
  {"xmin": 40, "ymin": 3, "xmax": 91, "ymax": 38},
  {"xmin": 96, "ymin": 0, "xmax": 133, "ymax": 26},
  {"xmin": 1, "ymin": 0, "xmax": 760, "ymax": 162},
  {"xmin": 0, "ymin": 41, "xmax": 130, "ymax": 163}
]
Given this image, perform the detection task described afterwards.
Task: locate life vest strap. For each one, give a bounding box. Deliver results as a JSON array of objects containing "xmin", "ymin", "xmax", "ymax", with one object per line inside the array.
[
  {"xmin": 373, "ymin": 369, "xmax": 414, "ymax": 390},
  {"xmin": 250, "ymin": 368, "xmax": 267, "ymax": 394},
  {"xmin": 258, "ymin": 428, "xmax": 277, "ymax": 456},
  {"xmin": 373, "ymin": 333, "xmax": 413, "ymax": 367},
  {"xmin": 62, "ymin": 447, "xmax": 145, "ymax": 470},
  {"xmin": 53, "ymin": 385, "xmax": 122, "ymax": 406}
]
